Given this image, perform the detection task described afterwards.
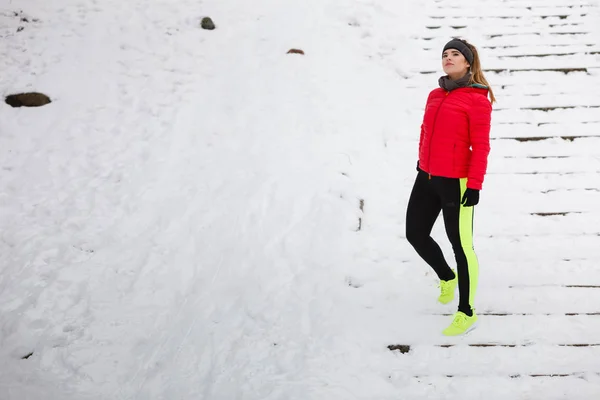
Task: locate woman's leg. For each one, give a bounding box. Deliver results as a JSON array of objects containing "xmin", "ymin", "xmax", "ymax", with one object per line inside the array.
[
  {"xmin": 406, "ymin": 171, "xmax": 456, "ymax": 281},
  {"xmin": 439, "ymin": 177, "xmax": 479, "ymax": 315}
]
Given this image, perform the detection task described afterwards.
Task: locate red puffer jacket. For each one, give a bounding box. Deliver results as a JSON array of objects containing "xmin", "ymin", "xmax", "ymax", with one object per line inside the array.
[{"xmin": 418, "ymin": 86, "xmax": 492, "ymax": 190}]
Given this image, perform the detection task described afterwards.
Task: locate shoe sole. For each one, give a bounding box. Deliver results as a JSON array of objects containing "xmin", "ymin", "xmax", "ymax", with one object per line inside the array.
[{"xmin": 463, "ymin": 321, "xmax": 478, "ymax": 335}]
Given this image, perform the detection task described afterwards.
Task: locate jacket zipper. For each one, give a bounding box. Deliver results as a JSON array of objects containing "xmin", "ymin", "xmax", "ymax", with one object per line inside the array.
[{"xmin": 427, "ymin": 90, "xmax": 450, "ymax": 179}]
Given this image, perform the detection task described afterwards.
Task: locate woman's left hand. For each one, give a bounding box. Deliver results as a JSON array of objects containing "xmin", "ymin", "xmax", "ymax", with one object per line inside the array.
[{"xmin": 461, "ymin": 189, "xmax": 480, "ymax": 207}]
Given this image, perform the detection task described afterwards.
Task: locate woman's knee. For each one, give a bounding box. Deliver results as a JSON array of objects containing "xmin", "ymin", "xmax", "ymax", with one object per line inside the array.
[{"xmin": 406, "ymin": 224, "xmax": 426, "ymax": 246}]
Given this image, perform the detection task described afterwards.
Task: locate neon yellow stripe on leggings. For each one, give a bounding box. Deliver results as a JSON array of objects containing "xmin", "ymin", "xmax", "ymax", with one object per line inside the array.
[{"xmin": 459, "ymin": 178, "xmax": 479, "ymax": 308}]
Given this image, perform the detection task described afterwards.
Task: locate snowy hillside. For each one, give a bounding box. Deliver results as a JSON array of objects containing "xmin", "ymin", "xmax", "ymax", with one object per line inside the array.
[{"xmin": 1, "ymin": 0, "xmax": 600, "ymax": 399}]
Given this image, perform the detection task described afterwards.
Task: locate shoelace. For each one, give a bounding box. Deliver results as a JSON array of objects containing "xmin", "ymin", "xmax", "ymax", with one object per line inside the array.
[
  {"xmin": 440, "ymin": 281, "xmax": 451, "ymax": 295},
  {"xmin": 452, "ymin": 313, "xmax": 467, "ymax": 326}
]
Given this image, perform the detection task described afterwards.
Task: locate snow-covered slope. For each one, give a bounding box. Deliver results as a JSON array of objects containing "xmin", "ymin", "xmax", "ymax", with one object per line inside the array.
[{"xmin": 1, "ymin": 0, "xmax": 599, "ymax": 399}]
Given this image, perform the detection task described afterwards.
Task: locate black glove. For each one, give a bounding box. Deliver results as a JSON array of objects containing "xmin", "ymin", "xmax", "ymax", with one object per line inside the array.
[{"xmin": 461, "ymin": 188, "xmax": 480, "ymax": 207}]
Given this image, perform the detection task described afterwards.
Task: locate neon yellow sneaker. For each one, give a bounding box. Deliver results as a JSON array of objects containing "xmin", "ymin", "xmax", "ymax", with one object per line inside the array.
[
  {"xmin": 443, "ymin": 311, "xmax": 478, "ymax": 336},
  {"xmin": 438, "ymin": 271, "xmax": 457, "ymax": 304}
]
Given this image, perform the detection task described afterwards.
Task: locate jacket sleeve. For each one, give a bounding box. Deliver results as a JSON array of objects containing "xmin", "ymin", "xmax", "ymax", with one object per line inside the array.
[
  {"xmin": 418, "ymin": 123, "xmax": 424, "ymax": 159},
  {"xmin": 467, "ymin": 94, "xmax": 492, "ymax": 190},
  {"xmin": 418, "ymin": 91, "xmax": 435, "ymax": 162}
]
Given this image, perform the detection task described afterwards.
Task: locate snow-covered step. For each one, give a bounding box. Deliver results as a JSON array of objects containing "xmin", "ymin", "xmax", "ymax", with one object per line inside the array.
[
  {"xmin": 491, "ymin": 136, "xmax": 600, "ymax": 156},
  {"xmin": 485, "ymin": 56, "xmax": 599, "ymax": 70},
  {"xmin": 395, "ymin": 90, "xmax": 600, "ymax": 111},
  {"xmin": 486, "ymin": 177, "xmax": 600, "ymax": 197},
  {"xmin": 427, "ymin": 8, "xmax": 594, "ymax": 18},
  {"xmin": 420, "ymin": 32, "xmax": 596, "ymax": 44},
  {"xmin": 411, "ymin": 68, "xmax": 595, "ymax": 82},
  {"xmin": 432, "ymin": 0, "xmax": 597, "ymax": 8},
  {"xmin": 423, "ymin": 23, "xmax": 595, "ymax": 36},
  {"xmin": 395, "ymin": 375, "xmax": 600, "ymax": 400},
  {"xmin": 477, "ymin": 217, "xmax": 600, "ymax": 236},
  {"xmin": 495, "ymin": 172, "xmax": 600, "ymax": 190},
  {"xmin": 497, "ymin": 152, "xmax": 600, "ymax": 164},
  {"xmin": 490, "ymin": 24, "xmax": 596, "ymax": 35},
  {"xmin": 476, "ymin": 235, "xmax": 600, "ymax": 262},
  {"xmin": 488, "ymin": 153, "xmax": 600, "ymax": 173},
  {"xmin": 481, "ymin": 44, "xmax": 600, "ymax": 54},
  {"xmin": 421, "ymin": 53, "xmax": 600, "ymax": 68},
  {"xmin": 490, "ymin": 127, "xmax": 600, "ymax": 146},
  {"xmin": 484, "ymin": 33, "xmax": 596, "ymax": 47},
  {"xmin": 490, "ymin": 108, "xmax": 600, "ymax": 124},
  {"xmin": 495, "ymin": 80, "xmax": 600, "ymax": 94},
  {"xmin": 495, "ymin": 49, "xmax": 600, "ymax": 58},
  {"xmin": 479, "ymin": 0, "xmax": 597, "ymax": 7},
  {"xmin": 491, "ymin": 122, "xmax": 600, "ymax": 138},
  {"xmin": 422, "ymin": 25, "xmax": 590, "ymax": 39},
  {"xmin": 398, "ymin": 344, "xmax": 600, "ymax": 377},
  {"xmin": 477, "ymin": 211, "xmax": 600, "ymax": 237},
  {"xmin": 430, "ymin": 3, "xmax": 595, "ymax": 9},
  {"xmin": 494, "ymin": 99, "xmax": 600, "ymax": 110},
  {"xmin": 484, "ymin": 171, "xmax": 600, "ymax": 193},
  {"xmin": 427, "ymin": 14, "xmax": 594, "ymax": 26},
  {"xmin": 475, "ymin": 286, "xmax": 600, "ymax": 314},
  {"xmin": 391, "ymin": 315, "xmax": 600, "ymax": 345},
  {"xmin": 404, "ymin": 76, "xmax": 600, "ymax": 95},
  {"xmin": 483, "ymin": 213, "xmax": 600, "ymax": 234},
  {"xmin": 481, "ymin": 259, "xmax": 600, "ymax": 286},
  {"xmin": 426, "ymin": 288, "xmax": 600, "ymax": 316}
]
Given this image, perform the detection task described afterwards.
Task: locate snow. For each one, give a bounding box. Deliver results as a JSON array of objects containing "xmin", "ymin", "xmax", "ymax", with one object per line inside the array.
[{"xmin": 1, "ymin": 0, "xmax": 600, "ymax": 399}]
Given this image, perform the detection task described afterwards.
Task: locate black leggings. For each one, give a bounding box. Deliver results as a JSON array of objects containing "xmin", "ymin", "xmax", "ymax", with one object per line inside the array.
[{"xmin": 406, "ymin": 170, "xmax": 479, "ymax": 315}]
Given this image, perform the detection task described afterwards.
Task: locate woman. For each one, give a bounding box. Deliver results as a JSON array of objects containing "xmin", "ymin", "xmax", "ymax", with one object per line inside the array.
[{"xmin": 406, "ymin": 38, "xmax": 495, "ymax": 336}]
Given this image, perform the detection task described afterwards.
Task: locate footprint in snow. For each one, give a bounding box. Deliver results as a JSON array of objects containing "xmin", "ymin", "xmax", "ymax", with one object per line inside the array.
[{"xmin": 345, "ymin": 276, "xmax": 363, "ymax": 288}]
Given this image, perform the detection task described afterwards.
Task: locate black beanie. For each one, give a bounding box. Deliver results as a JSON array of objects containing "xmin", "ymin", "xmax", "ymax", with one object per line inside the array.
[{"xmin": 443, "ymin": 39, "xmax": 474, "ymax": 65}]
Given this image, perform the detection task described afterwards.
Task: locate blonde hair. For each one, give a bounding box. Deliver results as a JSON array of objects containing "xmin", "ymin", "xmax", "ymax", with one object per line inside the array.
[{"xmin": 461, "ymin": 39, "xmax": 496, "ymax": 104}]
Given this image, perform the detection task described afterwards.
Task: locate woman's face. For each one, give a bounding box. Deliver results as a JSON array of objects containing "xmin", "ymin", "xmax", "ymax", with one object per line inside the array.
[{"xmin": 442, "ymin": 48, "xmax": 470, "ymax": 79}]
